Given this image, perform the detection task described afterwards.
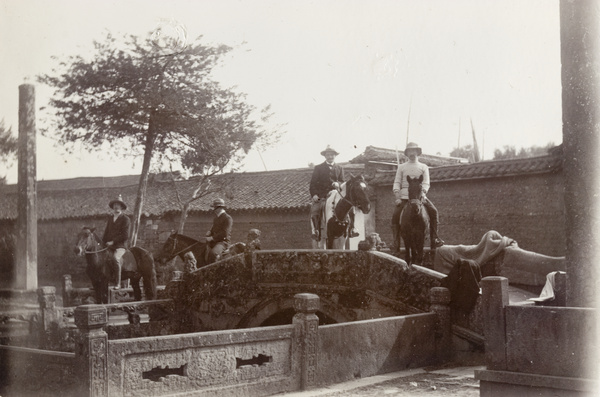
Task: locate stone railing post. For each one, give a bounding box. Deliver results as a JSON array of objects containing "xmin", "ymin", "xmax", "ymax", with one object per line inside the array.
[
  {"xmin": 62, "ymin": 274, "xmax": 72, "ymax": 307},
  {"xmin": 293, "ymin": 293, "xmax": 320, "ymax": 391},
  {"xmin": 481, "ymin": 276, "xmax": 509, "ymax": 370},
  {"xmin": 430, "ymin": 287, "xmax": 452, "ymax": 363},
  {"xmin": 37, "ymin": 286, "xmax": 58, "ymax": 348},
  {"xmin": 74, "ymin": 305, "xmax": 109, "ymax": 397}
]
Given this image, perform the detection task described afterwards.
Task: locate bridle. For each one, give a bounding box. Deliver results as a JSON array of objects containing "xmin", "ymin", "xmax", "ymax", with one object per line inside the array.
[
  {"xmin": 331, "ymin": 178, "xmax": 368, "ymax": 225},
  {"xmin": 340, "ymin": 179, "xmax": 367, "ymax": 208},
  {"xmin": 81, "ymin": 230, "xmax": 109, "ymax": 254},
  {"xmin": 163, "ymin": 234, "xmax": 202, "ymax": 262}
]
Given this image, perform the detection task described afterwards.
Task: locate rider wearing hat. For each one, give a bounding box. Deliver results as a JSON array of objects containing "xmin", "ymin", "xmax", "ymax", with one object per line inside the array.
[
  {"xmin": 309, "ymin": 145, "xmax": 358, "ymax": 245},
  {"xmin": 392, "ymin": 142, "xmax": 444, "ymax": 252},
  {"xmin": 202, "ymin": 198, "xmax": 233, "ymax": 265},
  {"xmin": 103, "ymin": 195, "xmax": 131, "ymax": 289}
]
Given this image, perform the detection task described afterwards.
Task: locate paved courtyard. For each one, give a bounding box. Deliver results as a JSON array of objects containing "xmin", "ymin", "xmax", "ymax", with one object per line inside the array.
[{"xmin": 280, "ymin": 365, "xmax": 483, "ymax": 397}]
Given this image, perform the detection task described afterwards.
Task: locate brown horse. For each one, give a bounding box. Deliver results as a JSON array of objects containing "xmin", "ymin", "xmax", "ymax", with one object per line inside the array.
[
  {"xmin": 399, "ymin": 175, "xmax": 430, "ymax": 266},
  {"xmin": 156, "ymin": 233, "xmax": 207, "ymax": 267},
  {"xmin": 74, "ymin": 227, "xmax": 157, "ymax": 303},
  {"xmin": 157, "ymin": 229, "xmax": 262, "ymax": 269}
]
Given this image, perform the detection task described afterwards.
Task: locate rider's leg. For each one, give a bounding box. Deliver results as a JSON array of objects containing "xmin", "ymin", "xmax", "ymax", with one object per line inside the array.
[
  {"xmin": 207, "ymin": 242, "xmax": 227, "ymax": 264},
  {"xmin": 391, "ymin": 200, "xmax": 406, "ymax": 253},
  {"xmin": 112, "ymin": 248, "xmax": 126, "ymax": 288},
  {"xmin": 310, "ymin": 200, "xmax": 322, "ymax": 242},
  {"xmin": 423, "ymin": 198, "xmax": 444, "ymax": 248},
  {"xmin": 349, "ymin": 208, "xmax": 359, "ymax": 238}
]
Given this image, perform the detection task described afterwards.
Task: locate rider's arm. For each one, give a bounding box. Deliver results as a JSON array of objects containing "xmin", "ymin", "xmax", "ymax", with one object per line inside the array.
[
  {"xmin": 422, "ymin": 165, "xmax": 431, "ymax": 195},
  {"xmin": 392, "ymin": 167, "xmax": 402, "ymax": 197},
  {"xmin": 113, "ymin": 215, "xmax": 131, "ymax": 246},
  {"xmin": 309, "ymin": 164, "xmax": 322, "ymax": 198}
]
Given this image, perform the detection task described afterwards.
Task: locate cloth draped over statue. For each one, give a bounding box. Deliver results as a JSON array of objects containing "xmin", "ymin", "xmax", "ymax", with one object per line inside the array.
[
  {"xmin": 434, "ymin": 230, "xmax": 566, "ymax": 310},
  {"xmin": 433, "ymin": 230, "xmax": 565, "ymax": 287},
  {"xmin": 433, "ymin": 230, "xmax": 516, "ymax": 274}
]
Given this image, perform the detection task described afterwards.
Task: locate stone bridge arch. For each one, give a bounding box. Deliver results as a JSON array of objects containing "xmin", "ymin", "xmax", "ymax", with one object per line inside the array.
[
  {"xmin": 165, "ymin": 249, "xmax": 442, "ymax": 333},
  {"xmin": 237, "ymin": 295, "xmax": 349, "ymax": 329}
]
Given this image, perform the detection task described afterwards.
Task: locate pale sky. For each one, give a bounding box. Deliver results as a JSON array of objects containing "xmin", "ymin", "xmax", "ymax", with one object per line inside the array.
[{"xmin": 0, "ymin": 0, "xmax": 562, "ymax": 184}]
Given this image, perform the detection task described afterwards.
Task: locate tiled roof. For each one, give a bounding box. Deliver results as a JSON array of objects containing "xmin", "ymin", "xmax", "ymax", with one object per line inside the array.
[
  {"xmin": 0, "ymin": 167, "xmax": 355, "ymax": 220},
  {"xmin": 368, "ymin": 154, "xmax": 563, "ymax": 185},
  {"xmin": 351, "ymin": 145, "xmax": 467, "ymax": 167}
]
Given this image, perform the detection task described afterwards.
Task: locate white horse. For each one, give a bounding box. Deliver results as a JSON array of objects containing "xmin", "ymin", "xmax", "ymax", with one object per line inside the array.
[{"xmin": 313, "ymin": 174, "xmax": 371, "ymax": 249}]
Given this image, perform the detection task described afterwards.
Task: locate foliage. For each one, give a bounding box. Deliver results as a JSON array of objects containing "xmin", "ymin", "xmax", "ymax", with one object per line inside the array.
[
  {"xmin": 38, "ymin": 31, "xmax": 282, "ymax": 244},
  {"xmin": 449, "ymin": 145, "xmax": 476, "ymax": 160},
  {"xmin": 0, "ymin": 119, "xmax": 17, "ymax": 184},
  {"xmin": 493, "ymin": 142, "xmax": 555, "ymax": 160}
]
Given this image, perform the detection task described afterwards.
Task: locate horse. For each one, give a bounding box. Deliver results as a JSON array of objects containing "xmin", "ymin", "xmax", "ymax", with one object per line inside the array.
[
  {"xmin": 156, "ymin": 233, "xmax": 207, "ymax": 267},
  {"xmin": 399, "ymin": 175, "xmax": 430, "ymax": 266},
  {"xmin": 157, "ymin": 228, "xmax": 262, "ymax": 268},
  {"xmin": 73, "ymin": 227, "xmax": 157, "ymax": 303},
  {"xmin": 316, "ymin": 174, "xmax": 371, "ymax": 249}
]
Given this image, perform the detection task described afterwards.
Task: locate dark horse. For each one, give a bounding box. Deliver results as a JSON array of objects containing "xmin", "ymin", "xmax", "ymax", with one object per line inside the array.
[
  {"xmin": 321, "ymin": 174, "xmax": 371, "ymax": 249},
  {"xmin": 74, "ymin": 227, "xmax": 157, "ymax": 303},
  {"xmin": 399, "ymin": 175, "xmax": 430, "ymax": 266},
  {"xmin": 156, "ymin": 233, "xmax": 207, "ymax": 267}
]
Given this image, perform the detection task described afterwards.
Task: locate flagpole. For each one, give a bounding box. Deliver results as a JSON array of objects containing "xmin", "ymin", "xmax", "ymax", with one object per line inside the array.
[{"xmin": 405, "ymin": 98, "xmax": 412, "ymax": 147}]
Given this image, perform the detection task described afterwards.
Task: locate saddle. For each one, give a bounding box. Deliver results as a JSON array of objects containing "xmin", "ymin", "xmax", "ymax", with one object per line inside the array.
[{"xmin": 110, "ymin": 249, "xmax": 137, "ymax": 272}]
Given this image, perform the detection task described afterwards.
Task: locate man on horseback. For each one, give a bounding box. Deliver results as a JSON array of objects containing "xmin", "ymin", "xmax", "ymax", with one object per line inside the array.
[
  {"xmin": 309, "ymin": 145, "xmax": 358, "ymax": 247},
  {"xmin": 201, "ymin": 198, "xmax": 233, "ymax": 265},
  {"xmin": 391, "ymin": 142, "xmax": 445, "ymax": 253},
  {"xmin": 103, "ymin": 195, "xmax": 130, "ymax": 289}
]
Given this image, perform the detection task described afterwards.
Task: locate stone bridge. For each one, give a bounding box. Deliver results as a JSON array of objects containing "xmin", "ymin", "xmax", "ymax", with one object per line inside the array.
[{"xmin": 163, "ymin": 249, "xmax": 450, "ymax": 334}]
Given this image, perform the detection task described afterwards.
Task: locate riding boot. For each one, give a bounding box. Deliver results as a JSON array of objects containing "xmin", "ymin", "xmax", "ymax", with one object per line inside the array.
[
  {"xmin": 311, "ymin": 215, "xmax": 321, "ymax": 242},
  {"xmin": 429, "ymin": 218, "xmax": 444, "ymax": 248},
  {"xmin": 391, "ymin": 224, "xmax": 401, "ymax": 254},
  {"xmin": 111, "ymin": 257, "xmax": 121, "ymax": 289}
]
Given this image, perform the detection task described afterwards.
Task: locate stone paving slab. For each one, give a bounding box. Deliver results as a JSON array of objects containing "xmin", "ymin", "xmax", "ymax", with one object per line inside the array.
[{"xmin": 278, "ymin": 366, "xmax": 484, "ymax": 396}]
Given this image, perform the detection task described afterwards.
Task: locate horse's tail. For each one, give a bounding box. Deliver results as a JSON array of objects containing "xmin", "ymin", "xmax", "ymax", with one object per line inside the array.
[{"xmin": 131, "ymin": 247, "xmax": 158, "ymax": 300}]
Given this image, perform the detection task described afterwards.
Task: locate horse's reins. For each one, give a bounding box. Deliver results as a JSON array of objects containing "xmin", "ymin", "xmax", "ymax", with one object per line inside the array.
[
  {"xmin": 332, "ymin": 181, "xmax": 358, "ymax": 224},
  {"xmin": 83, "ymin": 231, "xmax": 109, "ymax": 254},
  {"xmin": 165, "ymin": 236, "xmax": 202, "ymax": 261}
]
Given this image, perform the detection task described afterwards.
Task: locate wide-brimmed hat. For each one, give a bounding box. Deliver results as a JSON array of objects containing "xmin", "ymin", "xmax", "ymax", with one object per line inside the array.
[
  {"xmin": 320, "ymin": 145, "xmax": 339, "ymax": 156},
  {"xmin": 210, "ymin": 198, "xmax": 226, "ymax": 209},
  {"xmin": 404, "ymin": 142, "xmax": 422, "ymax": 156},
  {"xmin": 109, "ymin": 195, "xmax": 127, "ymax": 210}
]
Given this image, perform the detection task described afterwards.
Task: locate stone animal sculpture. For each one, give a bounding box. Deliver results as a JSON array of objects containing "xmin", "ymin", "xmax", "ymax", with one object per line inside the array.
[
  {"xmin": 358, "ymin": 232, "xmax": 385, "ymax": 251},
  {"xmin": 74, "ymin": 227, "xmax": 157, "ymax": 303}
]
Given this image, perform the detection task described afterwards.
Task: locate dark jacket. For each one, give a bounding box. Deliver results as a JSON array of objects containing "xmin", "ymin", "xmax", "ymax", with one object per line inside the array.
[
  {"xmin": 209, "ymin": 211, "xmax": 233, "ymax": 247},
  {"xmin": 103, "ymin": 213, "xmax": 131, "ymax": 249},
  {"xmin": 309, "ymin": 162, "xmax": 345, "ymax": 199}
]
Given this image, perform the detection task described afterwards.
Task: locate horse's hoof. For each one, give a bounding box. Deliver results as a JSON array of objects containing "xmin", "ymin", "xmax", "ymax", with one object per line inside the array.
[{"xmin": 112, "ymin": 286, "xmax": 121, "ymax": 290}]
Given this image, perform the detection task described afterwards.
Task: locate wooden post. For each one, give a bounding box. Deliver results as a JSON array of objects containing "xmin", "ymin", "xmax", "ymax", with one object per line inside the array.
[
  {"xmin": 15, "ymin": 84, "xmax": 37, "ymax": 290},
  {"xmin": 74, "ymin": 305, "xmax": 109, "ymax": 397},
  {"xmin": 293, "ymin": 293, "xmax": 320, "ymax": 391},
  {"xmin": 481, "ymin": 276, "xmax": 509, "ymax": 370},
  {"xmin": 430, "ymin": 287, "xmax": 453, "ymax": 363}
]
